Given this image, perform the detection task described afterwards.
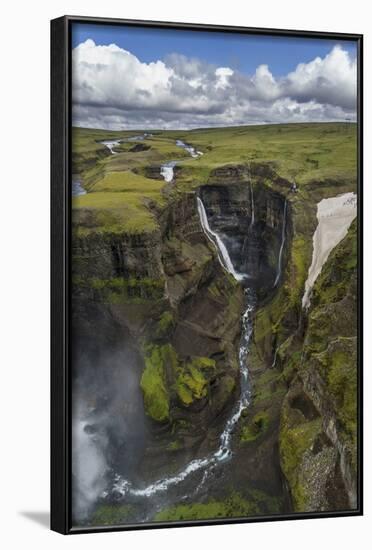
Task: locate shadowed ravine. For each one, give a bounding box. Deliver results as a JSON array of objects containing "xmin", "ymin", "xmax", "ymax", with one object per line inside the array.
[{"xmin": 104, "ymin": 190, "xmax": 288, "ymax": 515}]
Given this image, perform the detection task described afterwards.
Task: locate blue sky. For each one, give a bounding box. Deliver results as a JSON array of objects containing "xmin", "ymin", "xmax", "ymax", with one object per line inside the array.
[
  {"xmin": 71, "ymin": 22, "xmax": 358, "ymax": 129},
  {"xmin": 72, "ymin": 23, "xmax": 356, "ymax": 77}
]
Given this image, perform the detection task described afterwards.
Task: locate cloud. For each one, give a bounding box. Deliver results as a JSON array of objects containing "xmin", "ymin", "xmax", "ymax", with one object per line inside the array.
[
  {"xmin": 72, "ymin": 39, "xmax": 357, "ymax": 129},
  {"xmin": 285, "ymin": 45, "xmax": 357, "ymax": 110}
]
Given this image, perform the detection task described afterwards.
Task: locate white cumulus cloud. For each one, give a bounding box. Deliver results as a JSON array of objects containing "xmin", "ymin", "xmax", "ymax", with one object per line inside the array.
[{"xmin": 72, "ymin": 39, "xmax": 357, "ymax": 129}]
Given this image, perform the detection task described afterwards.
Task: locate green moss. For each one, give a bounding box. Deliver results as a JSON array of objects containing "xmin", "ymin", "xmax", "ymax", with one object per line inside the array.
[
  {"xmin": 189, "ymin": 356, "xmax": 216, "ymax": 370},
  {"xmin": 327, "ymin": 344, "xmax": 357, "ymax": 438},
  {"xmin": 154, "ymin": 492, "xmax": 259, "ymax": 522},
  {"xmin": 88, "ymin": 277, "xmax": 164, "ymax": 304},
  {"xmin": 72, "ymin": 191, "xmax": 163, "ymax": 234},
  {"xmin": 174, "ymin": 356, "xmax": 216, "ymax": 406},
  {"xmin": 253, "ymin": 369, "xmax": 286, "ymax": 404},
  {"xmin": 91, "ymin": 504, "xmax": 134, "ymax": 526},
  {"xmin": 140, "ymin": 344, "xmax": 177, "ymax": 422},
  {"xmin": 176, "ymin": 367, "xmax": 208, "ymax": 405},
  {"xmin": 240, "ymin": 411, "xmax": 270, "ymax": 442},
  {"xmin": 156, "ymin": 311, "xmax": 174, "ymax": 337},
  {"xmin": 289, "ymin": 235, "xmax": 313, "ymax": 305},
  {"xmin": 166, "ymin": 440, "xmax": 182, "ymax": 452},
  {"xmin": 279, "ymin": 414, "xmax": 322, "ymax": 510}
]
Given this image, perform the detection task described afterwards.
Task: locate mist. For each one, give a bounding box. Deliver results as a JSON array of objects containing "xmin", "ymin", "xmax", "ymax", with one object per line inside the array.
[{"xmin": 71, "ymin": 331, "xmax": 147, "ymax": 523}]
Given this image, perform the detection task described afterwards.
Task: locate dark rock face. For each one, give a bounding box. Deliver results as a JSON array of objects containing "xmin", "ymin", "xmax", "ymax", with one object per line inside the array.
[
  {"xmin": 72, "ymin": 230, "xmax": 163, "ymax": 281},
  {"xmin": 129, "ymin": 143, "xmax": 151, "ymax": 152},
  {"xmin": 70, "ymin": 173, "xmax": 305, "ymax": 521},
  {"xmin": 199, "ymin": 183, "xmax": 291, "ymax": 301},
  {"xmin": 71, "ymin": 190, "xmax": 245, "ymax": 482}
]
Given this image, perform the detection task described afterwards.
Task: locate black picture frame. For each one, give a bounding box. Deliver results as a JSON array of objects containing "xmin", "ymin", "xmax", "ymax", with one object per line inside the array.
[{"xmin": 51, "ymin": 15, "xmax": 363, "ymax": 535}]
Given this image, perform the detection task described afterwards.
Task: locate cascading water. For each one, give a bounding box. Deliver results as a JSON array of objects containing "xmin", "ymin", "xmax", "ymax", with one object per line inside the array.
[
  {"xmin": 248, "ymin": 163, "xmax": 255, "ymax": 229},
  {"xmin": 160, "ymin": 139, "xmax": 203, "ymax": 182},
  {"xmin": 176, "ymin": 139, "xmax": 203, "ymax": 158},
  {"xmin": 160, "ymin": 161, "xmax": 177, "ymax": 183},
  {"xmin": 274, "ymin": 200, "xmax": 287, "ymax": 287},
  {"xmin": 110, "ymin": 198, "xmax": 255, "ymax": 504},
  {"xmin": 100, "ymin": 133, "xmax": 151, "ymax": 154},
  {"xmin": 100, "ymin": 139, "xmax": 122, "ymax": 154},
  {"xmin": 250, "ymin": 182, "xmax": 255, "ymax": 228},
  {"xmin": 197, "ymin": 197, "xmax": 245, "ymax": 281}
]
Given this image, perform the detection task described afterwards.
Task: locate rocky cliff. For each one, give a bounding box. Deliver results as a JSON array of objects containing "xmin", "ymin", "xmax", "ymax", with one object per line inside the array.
[{"xmin": 279, "ymin": 220, "xmax": 357, "ymax": 511}]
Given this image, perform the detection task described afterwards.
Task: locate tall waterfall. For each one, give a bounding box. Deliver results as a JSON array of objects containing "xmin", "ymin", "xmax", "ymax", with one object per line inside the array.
[
  {"xmin": 250, "ymin": 182, "xmax": 255, "ymax": 228},
  {"xmin": 197, "ymin": 197, "xmax": 245, "ymax": 281},
  {"xmin": 274, "ymin": 200, "xmax": 287, "ymax": 287}
]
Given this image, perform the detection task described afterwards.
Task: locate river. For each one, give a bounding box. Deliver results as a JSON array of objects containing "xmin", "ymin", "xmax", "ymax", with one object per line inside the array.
[
  {"xmin": 110, "ymin": 192, "xmax": 255, "ymax": 503},
  {"xmin": 159, "ymin": 139, "xmax": 203, "ymax": 182}
]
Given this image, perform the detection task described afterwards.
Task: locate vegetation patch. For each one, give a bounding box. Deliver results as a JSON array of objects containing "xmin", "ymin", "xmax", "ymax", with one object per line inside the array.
[
  {"xmin": 174, "ymin": 356, "xmax": 216, "ymax": 406},
  {"xmin": 154, "ymin": 492, "xmax": 259, "ymax": 521},
  {"xmin": 240, "ymin": 411, "xmax": 270, "ymax": 443},
  {"xmin": 91, "ymin": 504, "xmax": 134, "ymax": 526},
  {"xmin": 155, "ymin": 310, "xmax": 175, "ymax": 338},
  {"xmin": 89, "ymin": 277, "xmax": 164, "ymax": 304},
  {"xmin": 279, "ymin": 409, "xmax": 322, "ymax": 510},
  {"xmin": 140, "ymin": 344, "xmax": 177, "ymax": 422}
]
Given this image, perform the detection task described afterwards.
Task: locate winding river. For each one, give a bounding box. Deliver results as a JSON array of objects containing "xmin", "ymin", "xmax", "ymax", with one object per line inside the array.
[
  {"xmin": 100, "ymin": 133, "xmax": 153, "ymax": 154},
  {"xmin": 159, "ymin": 139, "xmax": 203, "ymax": 182}
]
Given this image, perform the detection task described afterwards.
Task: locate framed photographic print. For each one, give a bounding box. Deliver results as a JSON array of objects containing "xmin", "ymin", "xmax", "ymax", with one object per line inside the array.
[{"xmin": 51, "ymin": 15, "xmax": 363, "ymax": 534}]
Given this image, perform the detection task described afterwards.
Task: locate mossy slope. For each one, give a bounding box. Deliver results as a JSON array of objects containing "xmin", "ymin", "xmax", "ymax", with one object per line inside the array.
[{"xmin": 279, "ymin": 221, "xmax": 357, "ymax": 511}]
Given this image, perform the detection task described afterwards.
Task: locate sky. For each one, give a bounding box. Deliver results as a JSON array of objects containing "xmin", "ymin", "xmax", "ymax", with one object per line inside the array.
[{"xmin": 71, "ymin": 22, "xmax": 358, "ymax": 130}]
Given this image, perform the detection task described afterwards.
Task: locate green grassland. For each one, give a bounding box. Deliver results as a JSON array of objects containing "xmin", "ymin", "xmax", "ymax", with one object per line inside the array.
[{"xmin": 72, "ymin": 123, "xmax": 357, "ymax": 235}]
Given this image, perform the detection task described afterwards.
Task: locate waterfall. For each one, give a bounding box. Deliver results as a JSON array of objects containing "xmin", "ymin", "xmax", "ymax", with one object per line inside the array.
[
  {"xmin": 274, "ymin": 200, "xmax": 287, "ymax": 287},
  {"xmin": 100, "ymin": 133, "xmax": 150, "ymax": 154},
  {"xmin": 160, "ymin": 139, "xmax": 203, "ymax": 182},
  {"xmin": 247, "ymin": 162, "xmax": 255, "ymax": 228},
  {"xmin": 197, "ymin": 197, "xmax": 245, "ymax": 282},
  {"xmin": 160, "ymin": 161, "xmax": 177, "ymax": 183},
  {"xmin": 271, "ymin": 346, "xmax": 279, "ymax": 369},
  {"xmin": 250, "ymin": 182, "xmax": 255, "ymax": 228},
  {"xmin": 176, "ymin": 139, "xmax": 203, "ymax": 158},
  {"xmin": 100, "ymin": 139, "xmax": 121, "ymax": 154}
]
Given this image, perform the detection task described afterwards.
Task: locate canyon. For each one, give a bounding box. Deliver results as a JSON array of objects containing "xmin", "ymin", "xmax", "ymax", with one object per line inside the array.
[{"xmin": 70, "ymin": 123, "xmax": 358, "ymax": 526}]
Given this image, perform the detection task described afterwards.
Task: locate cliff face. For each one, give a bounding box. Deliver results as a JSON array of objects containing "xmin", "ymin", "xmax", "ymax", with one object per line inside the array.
[
  {"xmin": 279, "ymin": 221, "xmax": 357, "ymax": 511},
  {"xmin": 72, "ymin": 176, "xmax": 293, "ymax": 491},
  {"xmin": 72, "ymin": 191, "xmax": 244, "ymax": 477},
  {"xmin": 200, "ymin": 182, "xmax": 290, "ymax": 300}
]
